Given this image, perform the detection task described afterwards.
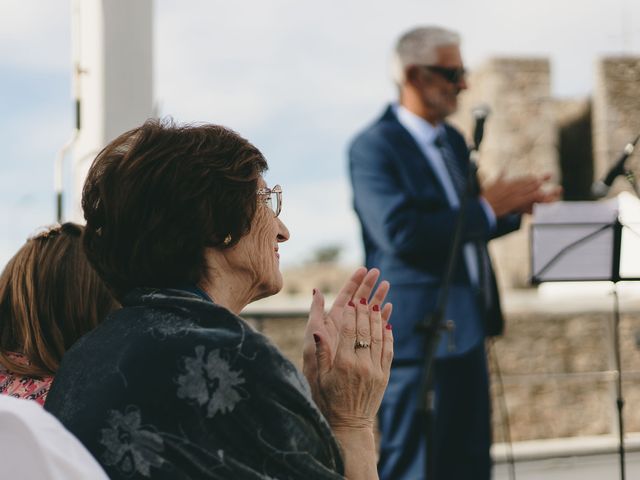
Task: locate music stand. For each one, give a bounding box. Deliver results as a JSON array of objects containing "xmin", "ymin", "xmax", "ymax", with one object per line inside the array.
[{"xmin": 531, "ymin": 192, "xmax": 640, "ymax": 480}]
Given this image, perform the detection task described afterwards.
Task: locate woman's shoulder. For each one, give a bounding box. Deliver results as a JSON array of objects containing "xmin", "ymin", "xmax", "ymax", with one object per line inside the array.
[
  {"xmin": 114, "ymin": 288, "xmax": 276, "ymax": 355},
  {"xmin": 96, "ymin": 288, "xmax": 320, "ymax": 425},
  {"xmin": 118, "ymin": 287, "xmax": 243, "ymax": 328},
  {"xmin": 66, "ymin": 287, "xmax": 310, "ymax": 400},
  {"xmin": 48, "ymin": 289, "xmax": 343, "ymax": 479}
]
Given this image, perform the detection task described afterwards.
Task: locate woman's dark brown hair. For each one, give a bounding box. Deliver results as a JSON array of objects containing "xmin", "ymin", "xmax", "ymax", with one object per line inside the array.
[
  {"xmin": 0, "ymin": 223, "xmax": 117, "ymax": 376},
  {"xmin": 82, "ymin": 119, "xmax": 268, "ymax": 301}
]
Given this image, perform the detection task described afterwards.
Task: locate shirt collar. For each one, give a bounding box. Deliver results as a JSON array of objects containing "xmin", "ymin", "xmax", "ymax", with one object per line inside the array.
[{"xmin": 393, "ymin": 103, "xmax": 445, "ymax": 145}]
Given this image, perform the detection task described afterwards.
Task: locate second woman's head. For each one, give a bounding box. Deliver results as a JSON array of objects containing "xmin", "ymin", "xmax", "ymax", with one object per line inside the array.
[
  {"xmin": 0, "ymin": 223, "xmax": 117, "ymax": 376},
  {"xmin": 82, "ymin": 120, "xmax": 290, "ymax": 307}
]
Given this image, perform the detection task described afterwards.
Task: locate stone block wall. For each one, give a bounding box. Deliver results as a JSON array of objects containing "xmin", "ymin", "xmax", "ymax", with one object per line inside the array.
[
  {"xmin": 593, "ymin": 57, "xmax": 640, "ymax": 197},
  {"xmin": 247, "ymin": 296, "xmax": 640, "ymax": 444},
  {"xmin": 450, "ymin": 58, "xmax": 560, "ymax": 288},
  {"xmin": 453, "ymin": 58, "xmax": 558, "ymax": 179},
  {"xmin": 490, "ymin": 309, "xmax": 640, "ymax": 441},
  {"xmin": 254, "ymin": 54, "xmax": 640, "ymax": 446},
  {"xmin": 447, "ymin": 56, "xmax": 640, "ymax": 288}
]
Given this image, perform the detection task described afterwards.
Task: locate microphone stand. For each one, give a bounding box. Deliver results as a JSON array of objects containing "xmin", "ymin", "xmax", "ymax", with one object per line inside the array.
[
  {"xmin": 611, "ymin": 279, "xmax": 626, "ymax": 480},
  {"xmin": 415, "ymin": 142, "xmax": 481, "ymax": 479},
  {"xmin": 610, "ymin": 165, "xmax": 640, "ymax": 480},
  {"xmin": 592, "ymin": 135, "xmax": 640, "ymax": 199},
  {"xmin": 591, "ymin": 133, "xmax": 640, "ymax": 480}
]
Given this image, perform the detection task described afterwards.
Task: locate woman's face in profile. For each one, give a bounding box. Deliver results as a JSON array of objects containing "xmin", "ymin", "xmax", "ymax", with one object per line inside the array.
[{"xmin": 226, "ymin": 178, "xmax": 290, "ymax": 302}]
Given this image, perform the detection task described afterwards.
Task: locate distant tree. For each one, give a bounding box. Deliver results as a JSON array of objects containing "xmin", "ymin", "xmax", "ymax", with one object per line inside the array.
[
  {"xmin": 285, "ymin": 284, "xmax": 300, "ymax": 295},
  {"xmin": 311, "ymin": 244, "xmax": 342, "ymax": 264}
]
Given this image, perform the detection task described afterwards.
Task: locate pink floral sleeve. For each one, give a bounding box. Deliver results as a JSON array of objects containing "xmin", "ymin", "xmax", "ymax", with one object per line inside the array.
[{"xmin": 0, "ymin": 352, "xmax": 53, "ymax": 406}]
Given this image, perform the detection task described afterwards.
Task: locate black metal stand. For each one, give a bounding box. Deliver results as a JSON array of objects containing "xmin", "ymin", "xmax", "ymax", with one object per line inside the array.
[
  {"xmin": 611, "ymin": 283, "xmax": 626, "ymax": 480},
  {"xmin": 610, "ymin": 218, "xmax": 626, "ymax": 480},
  {"xmin": 415, "ymin": 153, "xmax": 480, "ymax": 479},
  {"xmin": 534, "ymin": 219, "xmax": 628, "ymax": 480}
]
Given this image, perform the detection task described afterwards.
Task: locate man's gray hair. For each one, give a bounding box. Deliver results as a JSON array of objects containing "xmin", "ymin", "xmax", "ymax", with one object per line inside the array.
[{"xmin": 391, "ymin": 26, "xmax": 460, "ymax": 86}]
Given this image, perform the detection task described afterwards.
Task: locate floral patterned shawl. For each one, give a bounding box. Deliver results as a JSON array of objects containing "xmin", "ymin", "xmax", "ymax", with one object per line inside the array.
[{"xmin": 44, "ymin": 288, "xmax": 344, "ymax": 479}]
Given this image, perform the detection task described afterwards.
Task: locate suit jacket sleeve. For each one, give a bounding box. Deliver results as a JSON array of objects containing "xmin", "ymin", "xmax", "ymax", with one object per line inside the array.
[
  {"xmin": 350, "ymin": 132, "xmax": 498, "ymax": 260},
  {"xmin": 493, "ymin": 213, "xmax": 521, "ymax": 239}
]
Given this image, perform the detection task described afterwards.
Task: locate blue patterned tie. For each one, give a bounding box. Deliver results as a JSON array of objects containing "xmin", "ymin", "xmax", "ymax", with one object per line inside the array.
[
  {"xmin": 434, "ymin": 134, "xmax": 467, "ymax": 198},
  {"xmin": 436, "ymin": 133, "xmax": 493, "ymax": 307}
]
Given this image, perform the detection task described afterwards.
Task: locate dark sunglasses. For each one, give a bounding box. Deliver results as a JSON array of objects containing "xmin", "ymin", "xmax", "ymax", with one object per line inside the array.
[{"xmin": 419, "ymin": 65, "xmax": 466, "ymax": 84}]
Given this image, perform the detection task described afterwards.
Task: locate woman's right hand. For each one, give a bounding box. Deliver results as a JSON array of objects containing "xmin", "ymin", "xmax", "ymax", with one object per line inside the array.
[
  {"xmin": 303, "ymin": 268, "xmax": 393, "ymax": 432},
  {"xmin": 303, "ymin": 268, "xmax": 393, "ymax": 479}
]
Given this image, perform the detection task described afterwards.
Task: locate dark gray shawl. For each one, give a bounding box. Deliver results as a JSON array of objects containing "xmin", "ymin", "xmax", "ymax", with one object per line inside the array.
[{"xmin": 45, "ymin": 288, "xmax": 344, "ymax": 479}]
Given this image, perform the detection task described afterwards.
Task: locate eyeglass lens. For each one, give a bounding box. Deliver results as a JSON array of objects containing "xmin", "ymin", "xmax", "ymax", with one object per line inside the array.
[{"xmin": 262, "ymin": 187, "xmax": 281, "ymax": 217}]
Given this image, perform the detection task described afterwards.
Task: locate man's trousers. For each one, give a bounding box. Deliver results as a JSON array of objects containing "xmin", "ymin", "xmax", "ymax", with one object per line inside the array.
[{"xmin": 377, "ymin": 343, "xmax": 492, "ymax": 480}]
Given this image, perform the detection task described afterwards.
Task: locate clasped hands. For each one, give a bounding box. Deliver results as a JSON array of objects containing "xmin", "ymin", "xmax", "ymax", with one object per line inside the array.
[
  {"xmin": 482, "ymin": 172, "xmax": 562, "ymax": 217},
  {"xmin": 302, "ymin": 267, "xmax": 393, "ymax": 433}
]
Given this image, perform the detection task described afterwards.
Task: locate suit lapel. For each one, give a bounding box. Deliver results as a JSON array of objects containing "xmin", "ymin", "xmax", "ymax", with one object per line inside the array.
[{"xmin": 378, "ymin": 107, "xmax": 450, "ymax": 201}]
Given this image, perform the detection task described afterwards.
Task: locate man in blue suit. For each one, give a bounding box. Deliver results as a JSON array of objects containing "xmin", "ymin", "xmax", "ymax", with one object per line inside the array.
[{"xmin": 349, "ymin": 26, "xmax": 558, "ymax": 479}]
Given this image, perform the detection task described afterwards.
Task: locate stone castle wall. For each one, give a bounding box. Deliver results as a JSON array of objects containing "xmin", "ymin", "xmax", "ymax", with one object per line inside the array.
[
  {"xmin": 448, "ymin": 55, "xmax": 640, "ymax": 288},
  {"xmin": 253, "ymin": 55, "xmax": 640, "ymax": 444},
  {"xmin": 450, "ymin": 57, "xmax": 560, "ymax": 288},
  {"xmin": 593, "ymin": 57, "xmax": 640, "ymax": 197},
  {"xmin": 246, "ymin": 295, "xmax": 640, "ymax": 443}
]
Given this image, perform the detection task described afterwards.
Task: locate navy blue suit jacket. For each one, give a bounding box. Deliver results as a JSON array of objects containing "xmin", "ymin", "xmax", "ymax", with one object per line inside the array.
[{"xmin": 349, "ymin": 106, "xmax": 520, "ymax": 361}]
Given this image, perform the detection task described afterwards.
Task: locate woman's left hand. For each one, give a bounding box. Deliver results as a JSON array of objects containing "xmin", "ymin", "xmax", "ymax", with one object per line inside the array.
[{"xmin": 302, "ymin": 267, "xmax": 392, "ymax": 421}]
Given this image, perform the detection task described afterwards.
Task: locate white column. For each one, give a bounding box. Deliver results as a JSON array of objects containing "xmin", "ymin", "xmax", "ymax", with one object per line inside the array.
[{"xmin": 69, "ymin": 0, "xmax": 154, "ymax": 222}]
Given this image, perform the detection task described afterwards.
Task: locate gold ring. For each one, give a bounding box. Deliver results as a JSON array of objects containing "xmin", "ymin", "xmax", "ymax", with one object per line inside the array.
[{"xmin": 355, "ymin": 340, "xmax": 371, "ymax": 349}]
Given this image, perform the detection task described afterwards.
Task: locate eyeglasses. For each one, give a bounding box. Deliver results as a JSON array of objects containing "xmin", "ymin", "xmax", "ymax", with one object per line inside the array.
[
  {"xmin": 257, "ymin": 184, "xmax": 282, "ymax": 217},
  {"xmin": 420, "ymin": 65, "xmax": 466, "ymax": 84}
]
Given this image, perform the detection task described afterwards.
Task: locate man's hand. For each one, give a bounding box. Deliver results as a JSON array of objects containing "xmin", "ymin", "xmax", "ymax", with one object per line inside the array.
[{"xmin": 482, "ymin": 173, "xmax": 561, "ymax": 217}]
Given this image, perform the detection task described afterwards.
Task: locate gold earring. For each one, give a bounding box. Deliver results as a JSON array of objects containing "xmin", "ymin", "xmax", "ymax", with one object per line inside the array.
[{"xmin": 223, "ymin": 234, "xmax": 232, "ymax": 246}]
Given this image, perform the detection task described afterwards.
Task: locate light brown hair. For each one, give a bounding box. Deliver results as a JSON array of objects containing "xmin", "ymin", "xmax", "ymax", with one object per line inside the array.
[{"xmin": 0, "ymin": 223, "xmax": 117, "ymax": 376}]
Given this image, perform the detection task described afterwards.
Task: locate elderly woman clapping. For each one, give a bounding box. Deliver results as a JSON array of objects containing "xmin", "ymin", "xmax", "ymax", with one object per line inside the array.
[{"xmin": 45, "ymin": 121, "xmax": 393, "ymax": 480}]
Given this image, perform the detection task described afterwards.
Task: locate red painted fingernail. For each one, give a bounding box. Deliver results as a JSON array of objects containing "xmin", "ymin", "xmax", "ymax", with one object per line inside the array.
[
  {"xmin": 313, "ymin": 334, "xmax": 320, "ymax": 344},
  {"xmin": 373, "ymin": 304, "xmax": 380, "ymax": 312},
  {"xmin": 312, "ymin": 288, "xmax": 317, "ymax": 295},
  {"xmin": 348, "ymin": 300, "xmax": 355, "ymax": 307},
  {"xmin": 386, "ymin": 323, "xmax": 392, "ymax": 330},
  {"xmin": 359, "ymin": 297, "xmax": 367, "ymax": 305}
]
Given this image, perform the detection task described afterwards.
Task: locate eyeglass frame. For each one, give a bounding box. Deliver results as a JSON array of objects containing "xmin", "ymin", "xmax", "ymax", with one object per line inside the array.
[
  {"xmin": 418, "ymin": 65, "xmax": 466, "ymax": 84},
  {"xmin": 257, "ymin": 184, "xmax": 282, "ymax": 217}
]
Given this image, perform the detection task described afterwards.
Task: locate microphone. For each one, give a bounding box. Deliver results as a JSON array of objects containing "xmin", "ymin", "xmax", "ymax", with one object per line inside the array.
[
  {"xmin": 591, "ymin": 134, "xmax": 640, "ymax": 198},
  {"xmin": 471, "ymin": 104, "xmax": 491, "ymax": 151}
]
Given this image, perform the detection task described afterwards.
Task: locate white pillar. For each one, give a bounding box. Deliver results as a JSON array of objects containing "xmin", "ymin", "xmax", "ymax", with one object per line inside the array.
[{"xmin": 69, "ymin": 0, "xmax": 154, "ymax": 222}]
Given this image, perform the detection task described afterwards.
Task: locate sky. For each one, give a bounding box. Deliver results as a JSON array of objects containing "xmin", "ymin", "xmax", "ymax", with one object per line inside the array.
[{"xmin": 1, "ymin": 0, "xmax": 640, "ymax": 269}]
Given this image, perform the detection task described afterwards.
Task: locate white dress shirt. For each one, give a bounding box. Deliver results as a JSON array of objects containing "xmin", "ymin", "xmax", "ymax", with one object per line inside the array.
[{"xmin": 394, "ymin": 104, "xmax": 496, "ymax": 285}]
